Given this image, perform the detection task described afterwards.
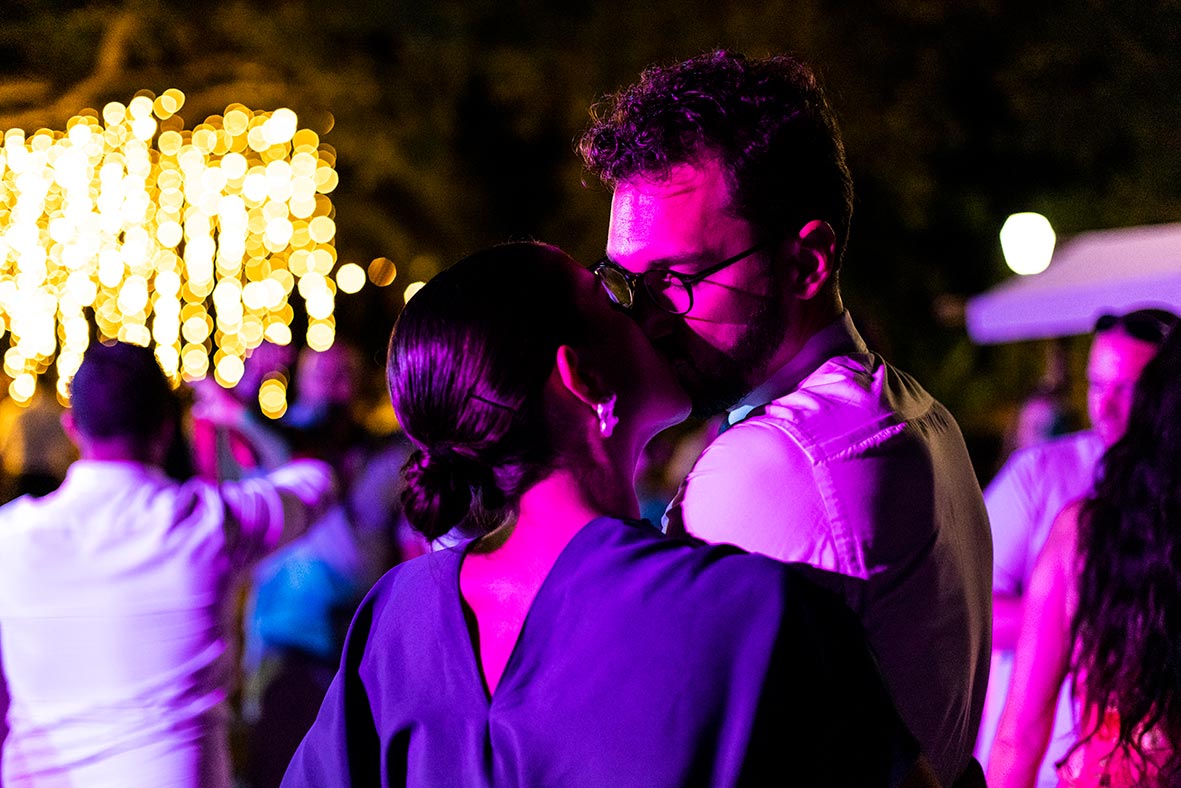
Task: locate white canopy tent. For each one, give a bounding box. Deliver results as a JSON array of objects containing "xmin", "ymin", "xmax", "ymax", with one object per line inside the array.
[{"xmin": 965, "ymin": 222, "xmax": 1181, "ymax": 343}]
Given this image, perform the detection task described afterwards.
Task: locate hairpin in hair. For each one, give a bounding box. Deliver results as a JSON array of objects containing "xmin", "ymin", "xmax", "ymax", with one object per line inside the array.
[{"xmin": 467, "ymin": 391, "xmax": 517, "ymax": 413}]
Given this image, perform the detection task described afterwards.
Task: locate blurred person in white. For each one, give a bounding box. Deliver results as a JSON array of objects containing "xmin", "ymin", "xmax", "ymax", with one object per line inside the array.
[
  {"xmin": 976, "ymin": 307, "xmax": 1178, "ymax": 786},
  {"xmin": 0, "ymin": 341, "xmax": 334, "ymax": 788}
]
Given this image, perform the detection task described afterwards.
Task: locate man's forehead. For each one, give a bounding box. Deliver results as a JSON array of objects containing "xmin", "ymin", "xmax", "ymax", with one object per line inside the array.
[
  {"xmin": 1088, "ymin": 331, "xmax": 1159, "ymax": 378},
  {"xmin": 607, "ymin": 160, "xmax": 741, "ymax": 261}
]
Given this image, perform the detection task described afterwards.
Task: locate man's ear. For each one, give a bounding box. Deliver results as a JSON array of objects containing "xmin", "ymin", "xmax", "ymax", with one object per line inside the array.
[
  {"xmin": 60, "ymin": 410, "xmax": 84, "ymax": 451},
  {"xmin": 554, "ymin": 345, "xmax": 605, "ymax": 409},
  {"xmin": 785, "ymin": 219, "xmax": 837, "ymax": 299}
]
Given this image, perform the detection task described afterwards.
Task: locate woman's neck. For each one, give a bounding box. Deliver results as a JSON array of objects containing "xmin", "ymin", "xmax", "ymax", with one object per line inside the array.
[
  {"xmin": 473, "ymin": 466, "xmax": 634, "ymax": 556},
  {"xmin": 461, "ymin": 467, "xmax": 635, "ymax": 695}
]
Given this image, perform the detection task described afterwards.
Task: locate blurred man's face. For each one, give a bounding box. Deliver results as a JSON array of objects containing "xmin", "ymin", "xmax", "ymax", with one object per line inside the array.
[{"xmin": 1086, "ymin": 329, "xmax": 1159, "ymax": 446}]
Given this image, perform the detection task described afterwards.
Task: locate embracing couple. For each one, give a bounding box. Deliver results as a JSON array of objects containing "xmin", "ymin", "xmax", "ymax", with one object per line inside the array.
[{"xmin": 284, "ymin": 51, "xmax": 991, "ymax": 788}]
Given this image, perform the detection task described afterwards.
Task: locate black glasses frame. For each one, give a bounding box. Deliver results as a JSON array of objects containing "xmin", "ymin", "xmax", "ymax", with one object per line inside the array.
[{"xmin": 592, "ymin": 241, "xmax": 766, "ymax": 315}]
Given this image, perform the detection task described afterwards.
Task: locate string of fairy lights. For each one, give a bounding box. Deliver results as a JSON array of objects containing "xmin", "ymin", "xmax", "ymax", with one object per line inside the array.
[{"xmin": 0, "ymin": 88, "xmax": 414, "ymax": 412}]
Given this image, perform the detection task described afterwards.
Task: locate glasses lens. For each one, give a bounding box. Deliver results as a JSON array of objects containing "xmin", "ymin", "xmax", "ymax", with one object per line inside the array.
[
  {"xmin": 643, "ymin": 271, "xmax": 692, "ymax": 315},
  {"xmin": 595, "ymin": 264, "xmax": 634, "ymax": 309}
]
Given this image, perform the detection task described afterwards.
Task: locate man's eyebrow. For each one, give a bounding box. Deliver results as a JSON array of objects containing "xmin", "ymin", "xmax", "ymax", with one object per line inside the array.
[{"xmin": 606, "ymin": 251, "xmax": 711, "ymax": 272}]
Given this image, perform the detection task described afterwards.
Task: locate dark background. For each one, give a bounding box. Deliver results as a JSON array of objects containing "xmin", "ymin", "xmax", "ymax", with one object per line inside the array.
[{"xmin": 2, "ymin": 0, "xmax": 1178, "ymax": 477}]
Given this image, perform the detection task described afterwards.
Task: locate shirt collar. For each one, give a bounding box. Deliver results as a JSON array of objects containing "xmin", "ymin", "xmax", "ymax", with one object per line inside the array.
[
  {"xmin": 726, "ymin": 312, "xmax": 867, "ymax": 427},
  {"xmin": 63, "ymin": 459, "xmax": 169, "ymax": 489}
]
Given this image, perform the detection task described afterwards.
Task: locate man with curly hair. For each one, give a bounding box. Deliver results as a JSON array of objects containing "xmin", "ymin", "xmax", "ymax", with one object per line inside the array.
[{"xmin": 581, "ymin": 51, "xmax": 991, "ymax": 787}]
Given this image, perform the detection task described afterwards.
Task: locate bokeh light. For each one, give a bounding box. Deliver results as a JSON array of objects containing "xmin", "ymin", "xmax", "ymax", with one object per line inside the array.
[
  {"xmin": 1000, "ymin": 212, "xmax": 1056, "ymax": 276},
  {"xmin": 367, "ymin": 256, "xmax": 396, "ymax": 287},
  {"xmin": 335, "ymin": 262, "xmax": 365, "ymax": 294},
  {"xmin": 0, "ymin": 89, "xmax": 342, "ymax": 401},
  {"xmin": 403, "ymin": 281, "xmax": 425, "ymax": 304},
  {"xmin": 258, "ymin": 372, "xmax": 289, "ymax": 419}
]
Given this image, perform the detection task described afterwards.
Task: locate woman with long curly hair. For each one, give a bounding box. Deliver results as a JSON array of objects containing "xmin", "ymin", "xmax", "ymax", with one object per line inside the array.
[{"xmin": 990, "ymin": 324, "xmax": 1181, "ymax": 788}]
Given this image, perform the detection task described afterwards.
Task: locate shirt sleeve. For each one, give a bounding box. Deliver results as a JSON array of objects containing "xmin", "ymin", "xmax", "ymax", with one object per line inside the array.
[
  {"xmin": 984, "ymin": 450, "xmax": 1039, "ymax": 596},
  {"xmin": 217, "ymin": 459, "xmax": 335, "ymax": 569},
  {"xmin": 666, "ymin": 418, "xmax": 839, "ymax": 570}
]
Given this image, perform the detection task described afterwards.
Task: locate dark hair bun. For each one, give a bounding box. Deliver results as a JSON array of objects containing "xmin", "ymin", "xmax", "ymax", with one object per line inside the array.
[
  {"xmin": 401, "ymin": 447, "xmax": 495, "ymax": 541},
  {"xmin": 387, "ymin": 242, "xmax": 587, "ymax": 542}
]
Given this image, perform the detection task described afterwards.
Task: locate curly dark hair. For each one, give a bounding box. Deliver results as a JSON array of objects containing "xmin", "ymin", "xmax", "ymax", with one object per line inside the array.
[
  {"xmin": 1072, "ymin": 324, "xmax": 1181, "ymax": 784},
  {"xmin": 579, "ymin": 50, "xmax": 854, "ymax": 268}
]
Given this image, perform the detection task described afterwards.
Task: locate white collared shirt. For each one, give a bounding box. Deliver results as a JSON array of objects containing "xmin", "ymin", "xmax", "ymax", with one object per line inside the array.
[
  {"xmin": 666, "ymin": 313, "xmax": 993, "ymax": 787},
  {"xmin": 0, "ymin": 459, "xmax": 331, "ymax": 787}
]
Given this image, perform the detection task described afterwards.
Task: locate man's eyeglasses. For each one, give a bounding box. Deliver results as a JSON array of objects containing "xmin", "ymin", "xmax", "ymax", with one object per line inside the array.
[
  {"xmin": 592, "ymin": 242, "xmax": 765, "ymax": 316},
  {"xmin": 1094, "ymin": 309, "xmax": 1177, "ymax": 345}
]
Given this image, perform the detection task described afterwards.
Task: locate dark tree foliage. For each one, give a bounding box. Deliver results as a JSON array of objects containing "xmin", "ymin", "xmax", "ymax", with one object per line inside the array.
[{"xmin": 1, "ymin": 0, "xmax": 1177, "ymax": 467}]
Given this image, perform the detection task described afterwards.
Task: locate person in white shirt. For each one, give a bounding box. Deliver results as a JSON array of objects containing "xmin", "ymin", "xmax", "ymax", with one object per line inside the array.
[
  {"xmin": 0, "ymin": 341, "xmax": 334, "ymax": 788},
  {"xmin": 977, "ymin": 308, "xmax": 1178, "ymax": 788},
  {"xmin": 579, "ymin": 50, "xmax": 992, "ymax": 788}
]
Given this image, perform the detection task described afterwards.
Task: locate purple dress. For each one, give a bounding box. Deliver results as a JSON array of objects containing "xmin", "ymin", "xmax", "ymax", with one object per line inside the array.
[{"xmin": 281, "ymin": 517, "xmax": 917, "ymax": 787}]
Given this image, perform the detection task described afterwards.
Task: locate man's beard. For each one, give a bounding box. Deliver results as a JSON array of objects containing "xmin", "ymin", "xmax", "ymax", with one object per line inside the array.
[{"xmin": 669, "ymin": 282, "xmax": 788, "ymax": 419}]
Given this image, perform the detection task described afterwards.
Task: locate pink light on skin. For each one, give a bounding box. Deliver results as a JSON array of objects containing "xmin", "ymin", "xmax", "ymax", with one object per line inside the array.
[
  {"xmin": 457, "ymin": 253, "xmax": 690, "ymax": 697},
  {"xmin": 605, "ymin": 158, "xmax": 840, "ymax": 417},
  {"xmin": 1086, "ymin": 330, "xmax": 1160, "ymax": 447}
]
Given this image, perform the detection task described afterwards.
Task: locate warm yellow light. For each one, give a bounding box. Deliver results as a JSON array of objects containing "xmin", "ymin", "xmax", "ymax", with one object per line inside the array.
[
  {"xmin": 307, "ymin": 215, "xmax": 335, "ymax": 244},
  {"xmin": 314, "ymin": 166, "xmax": 339, "ymax": 194},
  {"xmin": 367, "ymin": 257, "xmax": 397, "ymax": 287},
  {"xmin": 214, "ymin": 353, "xmax": 245, "ymax": 387},
  {"xmin": 262, "ymin": 108, "xmax": 299, "ymax": 146},
  {"xmin": 182, "ymin": 314, "xmax": 212, "ymax": 343},
  {"xmin": 9, "ymin": 373, "xmax": 36, "ymax": 403},
  {"xmin": 305, "ymin": 290, "xmax": 334, "ymax": 320},
  {"xmin": 264, "ymin": 217, "xmax": 293, "ymax": 248},
  {"xmin": 404, "ymin": 281, "xmax": 426, "ymax": 304},
  {"xmin": 306, "ymin": 321, "xmax": 335, "ymax": 351},
  {"xmin": 258, "ymin": 374, "xmax": 289, "ymax": 419},
  {"xmin": 263, "ymin": 321, "xmax": 292, "ymax": 346},
  {"xmin": 118, "ymin": 323, "xmax": 151, "ymax": 347},
  {"xmin": 102, "ymin": 102, "xmax": 127, "ymax": 126},
  {"xmin": 336, "ymin": 262, "xmax": 365, "ymax": 294},
  {"xmin": 117, "ymin": 274, "xmax": 150, "ymax": 314},
  {"xmin": 0, "ymin": 92, "xmax": 341, "ymax": 396}
]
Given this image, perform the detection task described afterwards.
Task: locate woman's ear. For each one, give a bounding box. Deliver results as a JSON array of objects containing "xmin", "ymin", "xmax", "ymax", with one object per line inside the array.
[
  {"xmin": 555, "ymin": 345, "xmax": 619, "ymax": 439},
  {"xmin": 554, "ymin": 345, "xmax": 601, "ymax": 408}
]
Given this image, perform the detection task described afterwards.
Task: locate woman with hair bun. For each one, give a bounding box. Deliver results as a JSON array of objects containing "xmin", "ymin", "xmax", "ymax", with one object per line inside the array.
[{"xmin": 282, "ymin": 242, "xmax": 929, "ymax": 788}]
